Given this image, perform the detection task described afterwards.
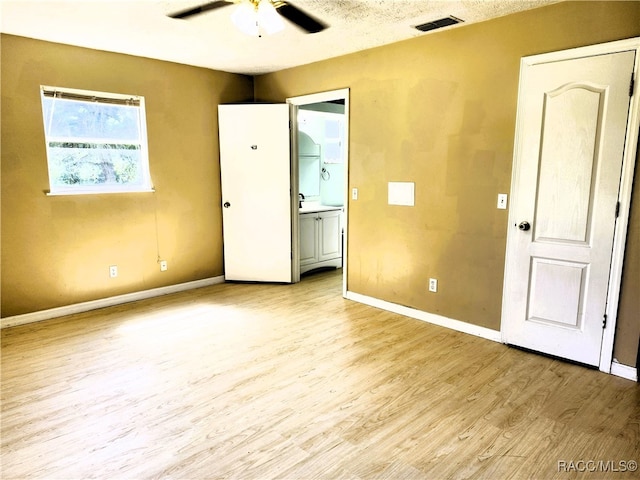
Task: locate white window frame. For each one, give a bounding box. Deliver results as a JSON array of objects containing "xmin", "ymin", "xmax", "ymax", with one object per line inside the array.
[{"xmin": 40, "ymin": 85, "xmax": 153, "ymax": 195}]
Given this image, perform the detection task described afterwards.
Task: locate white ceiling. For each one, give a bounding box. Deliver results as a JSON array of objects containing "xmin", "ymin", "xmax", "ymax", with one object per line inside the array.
[{"xmin": 0, "ymin": 0, "xmax": 561, "ymax": 75}]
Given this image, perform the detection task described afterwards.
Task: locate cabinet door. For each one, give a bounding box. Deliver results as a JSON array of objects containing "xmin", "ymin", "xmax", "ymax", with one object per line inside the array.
[
  {"xmin": 318, "ymin": 210, "xmax": 342, "ymax": 261},
  {"xmin": 299, "ymin": 213, "xmax": 318, "ymax": 265}
]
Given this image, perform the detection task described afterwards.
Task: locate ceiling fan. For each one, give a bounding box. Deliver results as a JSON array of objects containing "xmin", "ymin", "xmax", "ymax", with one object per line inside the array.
[{"xmin": 168, "ymin": 0, "xmax": 328, "ymax": 35}]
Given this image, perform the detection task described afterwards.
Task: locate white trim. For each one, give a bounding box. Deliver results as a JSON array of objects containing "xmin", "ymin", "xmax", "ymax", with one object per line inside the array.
[
  {"xmin": 1, "ymin": 275, "xmax": 225, "ymax": 329},
  {"xmin": 41, "ymin": 84, "xmax": 143, "ymax": 102},
  {"xmin": 346, "ymin": 291, "xmax": 502, "ymax": 343},
  {"xmin": 502, "ymin": 37, "xmax": 640, "ymax": 374},
  {"xmin": 288, "ymin": 88, "xmax": 349, "ymax": 107},
  {"xmin": 287, "ymin": 88, "xmax": 350, "ymax": 297},
  {"xmin": 289, "ymin": 102, "xmax": 301, "ymax": 283},
  {"xmin": 601, "ymin": 39, "xmax": 640, "ymax": 373},
  {"xmin": 610, "ymin": 362, "xmax": 638, "ymax": 382}
]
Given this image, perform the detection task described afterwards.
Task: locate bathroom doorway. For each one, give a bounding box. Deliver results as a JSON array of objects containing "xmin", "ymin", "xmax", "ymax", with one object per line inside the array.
[{"xmin": 288, "ymin": 89, "xmax": 349, "ymax": 296}]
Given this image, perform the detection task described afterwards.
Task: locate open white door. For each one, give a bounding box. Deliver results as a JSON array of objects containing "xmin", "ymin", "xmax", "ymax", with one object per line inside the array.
[
  {"xmin": 218, "ymin": 104, "xmax": 292, "ymax": 282},
  {"xmin": 502, "ymin": 44, "xmax": 637, "ymax": 366}
]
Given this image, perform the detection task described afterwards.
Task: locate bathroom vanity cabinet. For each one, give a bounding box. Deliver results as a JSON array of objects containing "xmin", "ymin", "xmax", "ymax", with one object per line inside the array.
[{"xmin": 299, "ymin": 207, "xmax": 342, "ymax": 274}]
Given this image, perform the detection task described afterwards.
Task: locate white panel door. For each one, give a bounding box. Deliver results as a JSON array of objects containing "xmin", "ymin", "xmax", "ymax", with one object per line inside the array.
[
  {"xmin": 503, "ymin": 50, "xmax": 635, "ymax": 366},
  {"xmin": 218, "ymin": 104, "xmax": 292, "ymax": 282}
]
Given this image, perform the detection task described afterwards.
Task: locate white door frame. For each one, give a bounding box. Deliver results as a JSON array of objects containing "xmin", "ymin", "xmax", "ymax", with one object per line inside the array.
[
  {"xmin": 287, "ymin": 88, "xmax": 350, "ymax": 296},
  {"xmin": 502, "ymin": 37, "xmax": 640, "ymax": 373}
]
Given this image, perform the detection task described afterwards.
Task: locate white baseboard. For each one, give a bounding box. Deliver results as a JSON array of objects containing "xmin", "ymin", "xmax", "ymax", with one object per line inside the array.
[
  {"xmin": 610, "ymin": 361, "xmax": 638, "ymax": 382},
  {"xmin": 1, "ymin": 275, "xmax": 226, "ymax": 329},
  {"xmin": 345, "ymin": 291, "xmax": 502, "ymax": 343},
  {"xmin": 345, "ymin": 291, "xmax": 638, "ymax": 382}
]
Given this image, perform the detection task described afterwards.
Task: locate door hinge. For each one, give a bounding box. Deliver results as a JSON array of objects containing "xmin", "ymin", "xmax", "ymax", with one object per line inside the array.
[
  {"xmin": 603, "ymin": 313, "xmax": 608, "ymax": 329},
  {"xmin": 615, "ymin": 201, "xmax": 621, "ymax": 218},
  {"xmin": 630, "ymin": 72, "xmax": 635, "ymax": 97}
]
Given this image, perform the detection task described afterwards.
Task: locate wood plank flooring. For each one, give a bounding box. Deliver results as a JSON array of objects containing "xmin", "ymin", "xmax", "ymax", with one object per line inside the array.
[{"xmin": 2, "ymin": 269, "xmax": 638, "ymax": 479}]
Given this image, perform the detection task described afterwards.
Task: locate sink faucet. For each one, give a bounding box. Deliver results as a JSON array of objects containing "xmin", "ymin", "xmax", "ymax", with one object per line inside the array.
[{"xmin": 299, "ymin": 193, "xmax": 305, "ymax": 208}]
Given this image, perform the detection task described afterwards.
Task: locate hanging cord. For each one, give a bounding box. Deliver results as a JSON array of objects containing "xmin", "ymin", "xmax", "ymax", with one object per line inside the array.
[{"xmin": 321, "ymin": 167, "xmax": 330, "ymax": 181}]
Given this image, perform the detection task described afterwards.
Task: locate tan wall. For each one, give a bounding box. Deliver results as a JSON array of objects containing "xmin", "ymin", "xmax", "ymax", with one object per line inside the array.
[
  {"xmin": 255, "ymin": 1, "xmax": 640, "ymax": 365},
  {"xmin": 1, "ymin": 34, "xmax": 253, "ymax": 317}
]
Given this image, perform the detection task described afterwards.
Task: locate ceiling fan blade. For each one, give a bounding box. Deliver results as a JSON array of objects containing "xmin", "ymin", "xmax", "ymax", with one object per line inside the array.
[
  {"xmin": 274, "ymin": 1, "xmax": 328, "ymax": 34},
  {"xmin": 168, "ymin": 0, "xmax": 234, "ymax": 19}
]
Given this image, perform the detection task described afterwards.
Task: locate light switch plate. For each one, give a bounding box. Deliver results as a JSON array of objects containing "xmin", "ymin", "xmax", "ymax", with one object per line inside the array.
[
  {"xmin": 352, "ymin": 188, "xmax": 358, "ymax": 200},
  {"xmin": 497, "ymin": 193, "xmax": 508, "ymax": 210}
]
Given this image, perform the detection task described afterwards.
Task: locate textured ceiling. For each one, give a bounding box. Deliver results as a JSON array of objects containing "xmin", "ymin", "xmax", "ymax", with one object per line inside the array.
[{"xmin": 0, "ymin": 0, "xmax": 561, "ymax": 75}]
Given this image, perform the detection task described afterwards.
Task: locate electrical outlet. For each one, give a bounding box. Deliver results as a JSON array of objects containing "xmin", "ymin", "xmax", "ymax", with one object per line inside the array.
[
  {"xmin": 160, "ymin": 260, "xmax": 168, "ymax": 272},
  {"xmin": 109, "ymin": 265, "xmax": 118, "ymax": 278},
  {"xmin": 497, "ymin": 193, "xmax": 508, "ymax": 210},
  {"xmin": 429, "ymin": 278, "xmax": 438, "ymax": 293},
  {"xmin": 352, "ymin": 187, "xmax": 358, "ymax": 200}
]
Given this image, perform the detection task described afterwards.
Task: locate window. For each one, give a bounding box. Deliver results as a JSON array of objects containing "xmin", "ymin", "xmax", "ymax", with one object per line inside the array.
[
  {"xmin": 298, "ymin": 109, "xmax": 344, "ymax": 164},
  {"xmin": 322, "ymin": 115, "xmax": 344, "ymax": 164},
  {"xmin": 40, "ymin": 86, "xmax": 152, "ymax": 195}
]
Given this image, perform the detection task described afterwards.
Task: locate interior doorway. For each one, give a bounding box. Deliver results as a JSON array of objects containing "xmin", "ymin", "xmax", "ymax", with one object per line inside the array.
[{"xmin": 288, "ymin": 89, "xmax": 350, "ymax": 296}]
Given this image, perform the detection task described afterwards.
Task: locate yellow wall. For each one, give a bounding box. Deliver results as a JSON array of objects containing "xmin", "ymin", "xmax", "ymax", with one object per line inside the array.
[
  {"xmin": 255, "ymin": 1, "xmax": 640, "ymax": 365},
  {"xmin": 1, "ymin": 34, "xmax": 253, "ymax": 316}
]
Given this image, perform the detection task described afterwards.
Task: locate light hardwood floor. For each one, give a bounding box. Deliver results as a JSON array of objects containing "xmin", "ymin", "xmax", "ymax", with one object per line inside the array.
[{"xmin": 2, "ymin": 269, "xmax": 638, "ymax": 479}]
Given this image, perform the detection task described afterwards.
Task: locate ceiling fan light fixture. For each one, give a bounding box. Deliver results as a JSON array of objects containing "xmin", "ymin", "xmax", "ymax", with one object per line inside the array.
[
  {"xmin": 231, "ymin": 2, "xmax": 259, "ymax": 36},
  {"xmin": 258, "ymin": 1, "xmax": 285, "ymax": 35},
  {"xmin": 167, "ymin": 0, "xmax": 328, "ymax": 36},
  {"xmin": 231, "ymin": 0, "xmax": 284, "ymax": 37}
]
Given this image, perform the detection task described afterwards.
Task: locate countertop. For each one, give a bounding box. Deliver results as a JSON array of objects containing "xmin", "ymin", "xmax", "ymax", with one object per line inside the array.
[{"xmin": 299, "ymin": 203, "xmax": 344, "ymax": 214}]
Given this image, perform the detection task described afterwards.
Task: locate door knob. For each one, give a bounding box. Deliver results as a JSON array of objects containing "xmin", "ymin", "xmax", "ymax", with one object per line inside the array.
[
  {"xmin": 223, "ymin": 202, "xmax": 231, "ymax": 208},
  {"xmin": 518, "ymin": 221, "xmax": 531, "ymax": 231}
]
